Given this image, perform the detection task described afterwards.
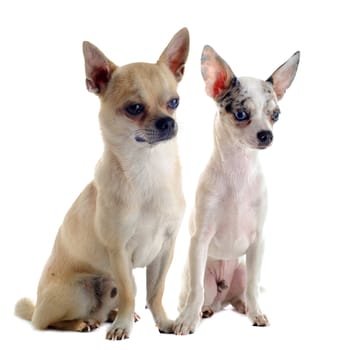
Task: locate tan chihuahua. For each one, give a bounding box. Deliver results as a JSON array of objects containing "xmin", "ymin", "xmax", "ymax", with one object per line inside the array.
[
  {"xmin": 15, "ymin": 28, "xmax": 189, "ymax": 340},
  {"xmin": 174, "ymin": 46, "xmax": 299, "ymax": 334}
]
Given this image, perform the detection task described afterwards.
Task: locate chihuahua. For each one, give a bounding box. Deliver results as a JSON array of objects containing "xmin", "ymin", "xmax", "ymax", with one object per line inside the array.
[
  {"xmin": 15, "ymin": 28, "xmax": 189, "ymax": 340},
  {"xmin": 174, "ymin": 46, "xmax": 299, "ymax": 334}
]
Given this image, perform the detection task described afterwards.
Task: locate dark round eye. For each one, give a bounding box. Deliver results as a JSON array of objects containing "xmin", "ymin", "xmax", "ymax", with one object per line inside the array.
[
  {"xmin": 234, "ymin": 110, "xmax": 249, "ymax": 121},
  {"xmin": 168, "ymin": 98, "xmax": 179, "ymax": 110},
  {"xmin": 272, "ymin": 111, "xmax": 280, "ymax": 121},
  {"xmin": 125, "ymin": 103, "xmax": 144, "ymax": 116}
]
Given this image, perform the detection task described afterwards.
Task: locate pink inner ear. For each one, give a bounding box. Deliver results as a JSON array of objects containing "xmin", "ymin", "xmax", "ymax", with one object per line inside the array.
[
  {"xmin": 212, "ymin": 71, "xmax": 228, "ymax": 98},
  {"xmin": 94, "ymin": 67, "xmax": 109, "ymax": 83},
  {"xmin": 169, "ymin": 59, "xmax": 180, "ymax": 76},
  {"xmin": 90, "ymin": 67, "xmax": 110, "ymax": 93},
  {"xmin": 167, "ymin": 45, "xmax": 187, "ymax": 78}
]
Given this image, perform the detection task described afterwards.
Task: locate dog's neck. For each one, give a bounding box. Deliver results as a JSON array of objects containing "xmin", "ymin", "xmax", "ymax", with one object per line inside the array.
[
  {"xmin": 96, "ymin": 140, "xmax": 179, "ymax": 191},
  {"xmin": 213, "ymin": 114, "xmax": 259, "ymax": 170},
  {"xmin": 209, "ymin": 115, "xmax": 263, "ymax": 192}
]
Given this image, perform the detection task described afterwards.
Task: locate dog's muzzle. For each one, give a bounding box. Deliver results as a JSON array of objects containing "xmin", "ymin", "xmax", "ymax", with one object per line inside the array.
[
  {"xmin": 257, "ymin": 130, "xmax": 273, "ymax": 148},
  {"xmin": 135, "ymin": 116, "xmax": 177, "ymax": 145}
]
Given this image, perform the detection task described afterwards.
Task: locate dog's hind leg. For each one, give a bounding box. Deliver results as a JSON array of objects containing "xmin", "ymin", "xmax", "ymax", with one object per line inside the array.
[
  {"xmin": 32, "ymin": 274, "xmax": 117, "ymax": 332},
  {"xmin": 49, "ymin": 319, "xmax": 101, "ymax": 332},
  {"xmin": 228, "ymin": 263, "xmax": 247, "ymax": 315}
]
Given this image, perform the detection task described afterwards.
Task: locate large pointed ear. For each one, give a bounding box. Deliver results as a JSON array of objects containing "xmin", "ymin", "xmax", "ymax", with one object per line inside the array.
[
  {"xmin": 201, "ymin": 45, "xmax": 236, "ymax": 101},
  {"xmin": 82, "ymin": 41, "xmax": 117, "ymax": 94},
  {"xmin": 266, "ymin": 51, "xmax": 300, "ymax": 100},
  {"xmin": 158, "ymin": 27, "xmax": 190, "ymax": 82}
]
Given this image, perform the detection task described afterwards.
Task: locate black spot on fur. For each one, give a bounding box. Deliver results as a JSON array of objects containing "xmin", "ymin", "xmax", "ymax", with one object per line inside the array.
[
  {"xmin": 110, "ymin": 287, "xmax": 117, "ymax": 298},
  {"xmin": 107, "ymin": 309, "xmax": 118, "ymax": 322},
  {"xmin": 92, "ymin": 277, "xmax": 104, "ymax": 307},
  {"xmin": 218, "ymin": 77, "xmax": 240, "ymax": 103},
  {"xmin": 217, "ymin": 279, "xmax": 228, "ymax": 292}
]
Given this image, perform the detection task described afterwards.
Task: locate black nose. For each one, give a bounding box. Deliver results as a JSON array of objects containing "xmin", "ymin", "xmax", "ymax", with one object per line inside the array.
[
  {"xmin": 155, "ymin": 116, "xmax": 175, "ymax": 131},
  {"xmin": 257, "ymin": 130, "xmax": 273, "ymax": 146}
]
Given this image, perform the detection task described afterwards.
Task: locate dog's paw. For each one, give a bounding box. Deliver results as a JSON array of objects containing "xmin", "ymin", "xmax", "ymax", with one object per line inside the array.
[
  {"xmin": 232, "ymin": 299, "xmax": 248, "ymax": 315},
  {"xmin": 251, "ymin": 314, "xmax": 269, "ymax": 327},
  {"xmin": 106, "ymin": 327, "xmax": 129, "ymax": 340},
  {"xmin": 201, "ymin": 306, "xmax": 214, "ymax": 319},
  {"xmin": 173, "ymin": 312, "xmax": 200, "ymax": 335},
  {"xmin": 79, "ymin": 320, "xmax": 101, "ymax": 332},
  {"xmin": 157, "ymin": 319, "xmax": 175, "ymax": 334},
  {"xmin": 106, "ymin": 318, "xmax": 132, "ymax": 340}
]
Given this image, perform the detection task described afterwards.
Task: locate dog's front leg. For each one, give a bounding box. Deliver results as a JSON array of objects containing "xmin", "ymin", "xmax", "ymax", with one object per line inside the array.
[
  {"xmin": 146, "ymin": 235, "xmax": 176, "ymax": 333},
  {"xmin": 173, "ymin": 233, "xmax": 211, "ymax": 335},
  {"xmin": 106, "ymin": 247, "xmax": 135, "ymax": 340},
  {"xmin": 246, "ymin": 237, "xmax": 269, "ymax": 326}
]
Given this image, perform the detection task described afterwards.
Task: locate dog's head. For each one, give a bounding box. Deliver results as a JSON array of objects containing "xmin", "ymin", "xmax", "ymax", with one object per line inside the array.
[
  {"xmin": 201, "ymin": 46, "xmax": 300, "ymax": 149},
  {"xmin": 82, "ymin": 28, "xmax": 189, "ymax": 148}
]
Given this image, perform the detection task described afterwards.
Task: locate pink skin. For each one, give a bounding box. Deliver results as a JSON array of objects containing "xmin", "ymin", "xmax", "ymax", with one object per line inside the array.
[{"xmin": 202, "ymin": 258, "xmax": 247, "ymax": 317}]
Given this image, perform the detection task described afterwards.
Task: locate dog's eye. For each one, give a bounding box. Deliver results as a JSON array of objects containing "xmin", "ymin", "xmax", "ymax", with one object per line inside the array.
[
  {"xmin": 167, "ymin": 98, "xmax": 179, "ymax": 110},
  {"xmin": 234, "ymin": 110, "xmax": 249, "ymax": 122},
  {"xmin": 272, "ymin": 111, "xmax": 280, "ymax": 122},
  {"xmin": 125, "ymin": 103, "xmax": 144, "ymax": 116}
]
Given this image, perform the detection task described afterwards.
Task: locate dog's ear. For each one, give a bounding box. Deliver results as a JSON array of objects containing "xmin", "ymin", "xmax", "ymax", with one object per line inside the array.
[
  {"xmin": 82, "ymin": 41, "xmax": 117, "ymax": 95},
  {"xmin": 266, "ymin": 51, "xmax": 300, "ymax": 100},
  {"xmin": 158, "ymin": 27, "xmax": 190, "ymax": 82},
  {"xmin": 201, "ymin": 45, "xmax": 236, "ymax": 100}
]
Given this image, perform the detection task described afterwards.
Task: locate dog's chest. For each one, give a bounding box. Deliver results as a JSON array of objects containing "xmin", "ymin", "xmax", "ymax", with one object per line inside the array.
[
  {"xmin": 127, "ymin": 191, "xmax": 183, "ymax": 267},
  {"xmin": 208, "ymin": 169, "xmax": 266, "ymax": 259},
  {"xmin": 123, "ymin": 150, "xmax": 184, "ymax": 267}
]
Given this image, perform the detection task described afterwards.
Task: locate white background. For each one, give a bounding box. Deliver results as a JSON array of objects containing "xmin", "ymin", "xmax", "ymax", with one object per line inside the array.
[{"xmin": 1, "ymin": 0, "xmax": 349, "ymax": 349}]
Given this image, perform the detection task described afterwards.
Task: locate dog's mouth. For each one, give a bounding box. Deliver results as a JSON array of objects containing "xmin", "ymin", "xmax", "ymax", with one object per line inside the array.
[
  {"xmin": 134, "ymin": 127, "xmax": 178, "ymax": 145},
  {"xmin": 134, "ymin": 117, "xmax": 178, "ymax": 145},
  {"xmin": 239, "ymin": 139, "xmax": 273, "ymax": 150},
  {"xmin": 256, "ymin": 143, "xmax": 272, "ymax": 150}
]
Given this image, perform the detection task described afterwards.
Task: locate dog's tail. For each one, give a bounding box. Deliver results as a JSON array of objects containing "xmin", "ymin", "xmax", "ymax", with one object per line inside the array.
[{"xmin": 15, "ymin": 298, "xmax": 35, "ymax": 321}]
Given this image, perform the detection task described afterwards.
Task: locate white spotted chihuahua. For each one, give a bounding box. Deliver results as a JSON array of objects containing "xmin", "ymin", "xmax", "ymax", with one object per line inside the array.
[{"xmin": 174, "ymin": 46, "xmax": 299, "ymax": 334}]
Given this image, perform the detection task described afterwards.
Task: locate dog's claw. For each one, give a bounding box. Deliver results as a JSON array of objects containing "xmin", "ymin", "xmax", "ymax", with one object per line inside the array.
[
  {"xmin": 79, "ymin": 320, "xmax": 101, "ymax": 332},
  {"xmin": 106, "ymin": 319, "xmax": 132, "ymax": 340},
  {"xmin": 134, "ymin": 312, "xmax": 141, "ymax": 322},
  {"xmin": 106, "ymin": 328, "xmax": 130, "ymax": 341}
]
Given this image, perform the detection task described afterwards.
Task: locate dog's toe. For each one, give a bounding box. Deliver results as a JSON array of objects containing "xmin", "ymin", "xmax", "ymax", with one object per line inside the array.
[
  {"xmin": 252, "ymin": 314, "xmax": 269, "ymax": 327},
  {"xmin": 232, "ymin": 299, "xmax": 248, "ymax": 315},
  {"xmin": 80, "ymin": 320, "xmax": 101, "ymax": 332},
  {"xmin": 173, "ymin": 314, "xmax": 199, "ymax": 335},
  {"xmin": 201, "ymin": 306, "xmax": 214, "ymax": 318},
  {"xmin": 106, "ymin": 328, "xmax": 129, "ymax": 340},
  {"xmin": 134, "ymin": 312, "xmax": 141, "ymax": 322},
  {"xmin": 156, "ymin": 319, "xmax": 174, "ymax": 334}
]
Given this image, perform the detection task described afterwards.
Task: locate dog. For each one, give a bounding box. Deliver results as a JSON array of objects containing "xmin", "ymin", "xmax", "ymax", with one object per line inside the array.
[
  {"xmin": 15, "ymin": 27, "xmax": 189, "ymax": 340},
  {"xmin": 174, "ymin": 46, "xmax": 300, "ymax": 335}
]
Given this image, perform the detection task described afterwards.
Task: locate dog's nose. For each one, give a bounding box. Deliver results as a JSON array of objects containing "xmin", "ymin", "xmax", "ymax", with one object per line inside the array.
[
  {"xmin": 155, "ymin": 116, "xmax": 175, "ymax": 131},
  {"xmin": 257, "ymin": 130, "xmax": 273, "ymax": 146}
]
